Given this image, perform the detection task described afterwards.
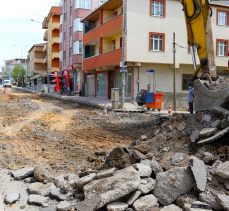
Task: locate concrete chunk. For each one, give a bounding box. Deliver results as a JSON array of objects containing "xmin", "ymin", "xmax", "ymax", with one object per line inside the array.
[
  {"xmin": 217, "ymin": 194, "xmax": 229, "ymax": 211},
  {"xmin": 127, "ymin": 191, "xmax": 141, "ymax": 205},
  {"xmin": 4, "ymin": 193, "xmax": 20, "ymax": 205},
  {"xmin": 199, "ymin": 128, "xmax": 217, "ymax": 139},
  {"xmin": 151, "ymin": 160, "xmax": 163, "ymax": 175},
  {"xmin": 75, "ymin": 173, "xmax": 96, "ymax": 189},
  {"xmin": 28, "ymin": 182, "xmax": 55, "ymax": 196},
  {"xmin": 96, "ymin": 168, "xmax": 116, "ymax": 179},
  {"xmin": 133, "ymin": 194, "xmax": 159, "ymax": 211},
  {"xmin": 57, "ymin": 201, "xmax": 71, "ymax": 211},
  {"xmin": 83, "ymin": 166, "xmax": 140, "ymax": 209},
  {"xmin": 11, "ymin": 167, "xmax": 34, "ymax": 180},
  {"xmin": 154, "ymin": 167, "xmax": 195, "ymax": 205},
  {"xmin": 132, "ymin": 163, "xmax": 152, "ymax": 177},
  {"xmin": 215, "ymin": 161, "xmax": 229, "ymax": 179},
  {"xmin": 107, "ymin": 202, "xmax": 128, "ymax": 211},
  {"xmin": 160, "ymin": 204, "xmax": 182, "ymax": 211},
  {"xmin": 138, "ymin": 178, "xmax": 156, "ymax": 194},
  {"xmin": 28, "ymin": 194, "xmax": 49, "ymax": 207},
  {"xmin": 190, "ymin": 157, "xmax": 207, "ymax": 192}
]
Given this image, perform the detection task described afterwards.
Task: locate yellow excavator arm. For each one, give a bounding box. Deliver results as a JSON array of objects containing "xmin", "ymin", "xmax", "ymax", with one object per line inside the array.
[{"xmin": 180, "ymin": 0, "xmax": 217, "ymax": 79}]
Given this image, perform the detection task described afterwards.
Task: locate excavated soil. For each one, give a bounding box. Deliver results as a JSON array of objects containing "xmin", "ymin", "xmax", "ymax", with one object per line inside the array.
[{"xmin": 0, "ymin": 89, "xmax": 157, "ymax": 175}]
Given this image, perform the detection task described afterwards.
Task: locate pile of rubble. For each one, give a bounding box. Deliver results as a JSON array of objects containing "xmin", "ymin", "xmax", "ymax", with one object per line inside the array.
[{"xmin": 3, "ymin": 108, "xmax": 229, "ymax": 211}]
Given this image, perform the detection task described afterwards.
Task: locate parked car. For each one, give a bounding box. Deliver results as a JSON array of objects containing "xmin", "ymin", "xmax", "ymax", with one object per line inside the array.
[
  {"xmin": 3, "ymin": 80, "xmax": 12, "ymax": 88},
  {"xmin": 136, "ymin": 89, "xmax": 147, "ymax": 106}
]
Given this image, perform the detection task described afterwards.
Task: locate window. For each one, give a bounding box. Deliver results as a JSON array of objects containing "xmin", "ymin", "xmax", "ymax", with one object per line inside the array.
[
  {"xmin": 217, "ymin": 10, "xmax": 228, "ymax": 26},
  {"xmin": 182, "ymin": 74, "xmax": 193, "ymax": 91},
  {"xmin": 73, "ymin": 40, "xmax": 83, "ymax": 54},
  {"xmin": 120, "ymin": 37, "xmax": 123, "ymax": 48},
  {"xmin": 217, "ymin": 39, "xmax": 228, "ymax": 56},
  {"xmin": 74, "ymin": 18, "xmax": 83, "ymax": 32},
  {"xmin": 99, "ymin": 0, "xmax": 106, "ymax": 5},
  {"xmin": 151, "ymin": 0, "xmax": 165, "ymax": 17},
  {"xmin": 112, "ymin": 40, "xmax": 116, "ymax": 50},
  {"xmin": 149, "ymin": 33, "xmax": 165, "ymax": 51},
  {"xmin": 75, "ymin": 0, "xmax": 91, "ymax": 9}
]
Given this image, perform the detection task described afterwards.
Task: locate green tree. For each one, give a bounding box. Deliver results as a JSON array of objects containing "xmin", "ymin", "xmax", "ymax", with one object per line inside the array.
[{"xmin": 12, "ymin": 65, "xmax": 26, "ymax": 87}]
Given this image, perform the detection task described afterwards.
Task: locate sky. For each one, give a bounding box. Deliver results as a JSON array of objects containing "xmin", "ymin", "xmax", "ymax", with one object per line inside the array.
[{"xmin": 0, "ymin": 0, "xmax": 60, "ymax": 68}]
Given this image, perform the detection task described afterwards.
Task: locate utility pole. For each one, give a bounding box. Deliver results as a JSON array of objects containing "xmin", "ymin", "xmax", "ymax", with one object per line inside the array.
[
  {"xmin": 120, "ymin": 0, "xmax": 127, "ymax": 109},
  {"xmin": 173, "ymin": 32, "xmax": 177, "ymax": 111}
]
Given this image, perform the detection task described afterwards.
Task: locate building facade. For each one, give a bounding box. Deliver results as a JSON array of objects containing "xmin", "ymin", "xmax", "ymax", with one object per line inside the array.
[
  {"xmin": 82, "ymin": 0, "xmax": 229, "ymax": 108},
  {"xmin": 3, "ymin": 58, "xmax": 27, "ymax": 80},
  {"xmin": 42, "ymin": 6, "xmax": 61, "ymax": 73},
  {"xmin": 27, "ymin": 43, "xmax": 47, "ymax": 90},
  {"xmin": 60, "ymin": 0, "xmax": 107, "ymax": 93}
]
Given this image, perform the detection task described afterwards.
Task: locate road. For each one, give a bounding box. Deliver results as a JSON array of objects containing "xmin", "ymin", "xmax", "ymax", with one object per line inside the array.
[{"xmin": 0, "ymin": 88, "xmax": 155, "ymax": 174}]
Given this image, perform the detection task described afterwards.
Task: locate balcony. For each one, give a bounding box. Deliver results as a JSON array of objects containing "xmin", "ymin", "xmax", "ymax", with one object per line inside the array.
[
  {"xmin": 83, "ymin": 48, "xmax": 122, "ymax": 71},
  {"xmin": 84, "ymin": 15, "xmax": 122, "ymax": 45},
  {"xmin": 34, "ymin": 58, "xmax": 44, "ymax": 64},
  {"xmin": 52, "ymin": 37, "xmax": 60, "ymax": 44},
  {"xmin": 43, "ymin": 30, "xmax": 48, "ymax": 41},
  {"xmin": 52, "ymin": 22, "xmax": 60, "ymax": 30},
  {"xmin": 52, "ymin": 52, "xmax": 60, "ymax": 59}
]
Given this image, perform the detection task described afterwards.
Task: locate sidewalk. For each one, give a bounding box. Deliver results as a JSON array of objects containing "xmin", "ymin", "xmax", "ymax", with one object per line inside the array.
[{"xmin": 13, "ymin": 87, "xmax": 141, "ymax": 110}]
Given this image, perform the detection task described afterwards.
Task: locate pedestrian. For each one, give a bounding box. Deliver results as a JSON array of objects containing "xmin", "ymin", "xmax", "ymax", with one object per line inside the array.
[{"xmin": 188, "ymin": 83, "xmax": 194, "ymax": 114}]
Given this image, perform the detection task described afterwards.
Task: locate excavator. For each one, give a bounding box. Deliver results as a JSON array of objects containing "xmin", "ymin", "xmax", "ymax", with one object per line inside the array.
[{"xmin": 179, "ymin": 0, "xmax": 229, "ymax": 112}]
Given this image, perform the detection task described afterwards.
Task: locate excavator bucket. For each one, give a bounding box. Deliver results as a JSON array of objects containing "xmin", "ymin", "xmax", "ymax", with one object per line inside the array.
[{"xmin": 194, "ymin": 78, "xmax": 229, "ymax": 112}]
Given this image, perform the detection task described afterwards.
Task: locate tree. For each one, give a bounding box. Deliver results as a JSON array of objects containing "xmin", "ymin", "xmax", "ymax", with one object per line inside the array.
[{"xmin": 12, "ymin": 65, "xmax": 26, "ymax": 87}]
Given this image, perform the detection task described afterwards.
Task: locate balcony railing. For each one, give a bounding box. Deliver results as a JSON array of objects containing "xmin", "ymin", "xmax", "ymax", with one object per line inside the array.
[
  {"xmin": 84, "ymin": 15, "xmax": 122, "ymax": 45},
  {"xmin": 83, "ymin": 48, "xmax": 122, "ymax": 71},
  {"xmin": 52, "ymin": 22, "xmax": 60, "ymax": 30},
  {"xmin": 52, "ymin": 37, "xmax": 60, "ymax": 44},
  {"xmin": 34, "ymin": 58, "xmax": 44, "ymax": 64},
  {"xmin": 52, "ymin": 52, "xmax": 60, "ymax": 59}
]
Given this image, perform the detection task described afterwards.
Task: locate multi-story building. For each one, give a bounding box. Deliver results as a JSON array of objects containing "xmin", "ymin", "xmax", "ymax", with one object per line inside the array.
[
  {"xmin": 42, "ymin": 6, "xmax": 61, "ymax": 73},
  {"xmin": 3, "ymin": 58, "xmax": 27, "ymax": 79},
  {"xmin": 82, "ymin": 0, "xmax": 229, "ymax": 108},
  {"xmin": 27, "ymin": 43, "xmax": 47, "ymax": 90},
  {"xmin": 60, "ymin": 0, "xmax": 107, "ymax": 93}
]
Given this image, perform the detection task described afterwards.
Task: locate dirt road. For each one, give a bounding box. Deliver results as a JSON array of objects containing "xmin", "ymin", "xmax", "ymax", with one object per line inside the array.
[{"xmin": 0, "ymin": 89, "xmax": 155, "ymax": 175}]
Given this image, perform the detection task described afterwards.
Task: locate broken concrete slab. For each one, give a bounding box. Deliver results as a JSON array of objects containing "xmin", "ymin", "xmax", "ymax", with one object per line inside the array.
[
  {"xmin": 221, "ymin": 119, "xmax": 229, "ymax": 129},
  {"xmin": 199, "ymin": 191, "xmax": 224, "ymax": 211},
  {"xmin": 176, "ymin": 192, "xmax": 198, "ymax": 209},
  {"xmin": 197, "ymin": 126, "xmax": 229, "ymax": 145},
  {"xmin": 132, "ymin": 163, "xmax": 152, "ymax": 177},
  {"xmin": 106, "ymin": 202, "xmax": 129, "ymax": 211},
  {"xmin": 210, "ymin": 105, "xmax": 229, "ymax": 118},
  {"xmin": 54, "ymin": 175, "xmax": 65, "ymax": 188},
  {"xmin": 153, "ymin": 167, "xmax": 195, "ymax": 205},
  {"xmin": 160, "ymin": 204, "xmax": 182, "ymax": 211},
  {"xmin": 67, "ymin": 173, "xmax": 79, "ymax": 187},
  {"xmin": 133, "ymin": 194, "xmax": 159, "ymax": 211},
  {"xmin": 199, "ymin": 128, "xmax": 217, "ymax": 139},
  {"xmin": 215, "ymin": 161, "xmax": 229, "ymax": 179},
  {"xmin": 75, "ymin": 173, "xmax": 96, "ymax": 189},
  {"xmin": 171, "ymin": 153, "xmax": 186, "ymax": 165},
  {"xmin": 4, "ymin": 192, "xmax": 20, "ymax": 205},
  {"xmin": 34, "ymin": 164, "xmax": 53, "ymax": 183},
  {"xmin": 49, "ymin": 187, "xmax": 71, "ymax": 201},
  {"xmin": 83, "ymin": 166, "xmax": 140, "ymax": 209},
  {"xmin": 28, "ymin": 194, "xmax": 49, "ymax": 207},
  {"xmin": 57, "ymin": 201, "xmax": 71, "ymax": 211},
  {"xmin": 140, "ymin": 159, "xmax": 151, "ymax": 167},
  {"xmin": 190, "ymin": 157, "xmax": 207, "ymax": 192},
  {"xmin": 138, "ymin": 178, "xmax": 156, "ymax": 194},
  {"xmin": 217, "ymin": 194, "xmax": 229, "ymax": 211},
  {"xmin": 211, "ymin": 120, "xmax": 222, "ymax": 128},
  {"xmin": 151, "ymin": 160, "xmax": 163, "ymax": 175},
  {"xmin": 28, "ymin": 182, "xmax": 55, "ymax": 196},
  {"xmin": 11, "ymin": 167, "xmax": 34, "ymax": 180},
  {"xmin": 132, "ymin": 150, "xmax": 146, "ymax": 161},
  {"xmin": 127, "ymin": 191, "xmax": 141, "ymax": 205},
  {"xmin": 96, "ymin": 168, "xmax": 116, "ymax": 179},
  {"xmin": 190, "ymin": 129, "xmax": 200, "ymax": 143},
  {"xmin": 102, "ymin": 147, "xmax": 134, "ymax": 169}
]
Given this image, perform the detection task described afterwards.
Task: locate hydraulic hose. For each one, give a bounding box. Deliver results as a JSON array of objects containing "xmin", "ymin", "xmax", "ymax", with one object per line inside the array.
[{"xmin": 183, "ymin": 0, "xmax": 201, "ymax": 21}]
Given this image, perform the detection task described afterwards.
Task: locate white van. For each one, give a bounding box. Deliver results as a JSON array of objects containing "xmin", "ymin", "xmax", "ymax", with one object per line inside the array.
[{"xmin": 3, "ymin": 80, "xmax": 12, "ymax": 88}]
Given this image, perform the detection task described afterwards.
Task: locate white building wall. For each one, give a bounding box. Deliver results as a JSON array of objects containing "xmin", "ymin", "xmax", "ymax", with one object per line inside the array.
[{"xmin": 127, "ymin": 0, "xmax": 229, "ymax": 95}]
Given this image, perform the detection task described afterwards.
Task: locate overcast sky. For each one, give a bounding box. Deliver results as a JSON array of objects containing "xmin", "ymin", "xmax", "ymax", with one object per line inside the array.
[{"xmin": 0, "ymin": 0, "xmax": 60, "ymax": 67}]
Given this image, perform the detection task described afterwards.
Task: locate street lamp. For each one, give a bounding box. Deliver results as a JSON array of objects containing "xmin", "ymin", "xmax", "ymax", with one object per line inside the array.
[{"xmin": 30, "ymin": 18, "xmax": 50, "ymax": 93}]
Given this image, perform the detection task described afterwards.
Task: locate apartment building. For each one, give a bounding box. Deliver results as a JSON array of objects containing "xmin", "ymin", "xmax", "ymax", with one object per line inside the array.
[
  {"xmin": 3, "ymin": 58, "xmax": 27, "ymax": 79},
  {"xmin": 60, "ymin": 0, "xmax": 107, "ymax": 92},
  {"xmin": 42, "ymin": 6, "xmax": 61, "ymax": 73},
  {"xmin": 82, "ymin": 0, "xmax": 229, "ymax": 104},
  {"xmin": 27, "ymin": 43, "xmax": 47, "ymax": 89}
]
